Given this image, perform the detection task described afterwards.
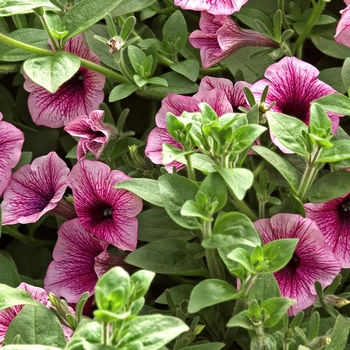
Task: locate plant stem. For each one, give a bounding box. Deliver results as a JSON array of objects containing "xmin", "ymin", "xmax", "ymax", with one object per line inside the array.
[
  {"xmin": 294, "ymin": 0, "xmax": 326, "ymax": 58},
  {"xmin": 2, "ymin": 226, "xmax": 55, "ymax": 247},
  {"xmin": 185, "ymin": 154, "xmax": 196, "ymax": 181},
  {"xmin": 297, "ymin": 148, "xmax": 323, "ymax": 203},
  {"xmin": 0, "ymin": 32, "xmax": 129, "ymax": 83},
  {"xmin": 229, "ymin": 188, "xmax": 257, "ymax": 221},
  {"xmin": 39, "ymin": 12, "xmax": 60, "ymax": 51}
]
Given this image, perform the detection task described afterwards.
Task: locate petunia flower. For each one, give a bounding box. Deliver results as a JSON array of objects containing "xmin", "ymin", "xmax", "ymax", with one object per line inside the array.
[
  {"xmin": 174, "ymin": 0, "xmax": 248, "ymax": 15},
  {"xmin": 44, "ymin": 218, "xmax": 125, "ymax": 303},
  {"xmin": 189, "ymin": 12, "xmax": 279, "ymax": 69},
  {"xmin": 254, "ymin": 213, "xmax": 341, "ymax": 316},
  {"xmin": 335, "ymin": 4, "xmax": 350, "ymax": 48},
  {"xmin": 64, "ymin": 110, "xmax": 116, "ymax": 161},
  {"xmin": 23, "ymin": 34, "xmax": 106, "ymax": 128},
  {"xmin": 145, "ymin": 76, "xmax": 239, "ymax": 171},
  {"xmin": 0, "ymin": 282, "xmax": 73, "ymax": 345},
  {"xmin": 250, "ymin": 56, "xmax": 342, "ymax": 153},
  {"xmin": 67, "ymin": 160, "xmax": 143, "ymax": 251},
  {"xmin": 305, "ymin": 192, "xmax": 350, "ymax": 268},
  {"xmin": 0, "ymin": 112, "xmax": 24, "ymax": 196},
  {"xmin": 1, "ymin": 152, "xmax": 76, "ymax": 225}
]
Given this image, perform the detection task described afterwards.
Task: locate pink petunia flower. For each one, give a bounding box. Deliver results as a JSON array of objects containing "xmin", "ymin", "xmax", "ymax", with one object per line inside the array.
[
  {"xmin": 23, "ymin": 34, "xmax": 106, "ymax": 128},
  {"xmin": 1, "ymin": 152, "xmax": 76, "ymax": 225},
  {"xmin": 174, "ymin": 0, "xmax": 248, "ymax": 15},
  {"xmin": 64, "ymin": 110, "xmax": 116, "ymax": 161},
  {"xmin": 189, "ymin": 12, "xmax": 278, "ymax": 69},
  {"xmin": 146, "ymin": 76, "xmax": 249, "ymax": 171},
  {"xmin": 335, "ymin": 4, "xmax": 350, "ymax": 48},
  {"xmin": 250, "ymin": 56, "xmax": 342, "ymax": 153},
  {"xmin": 305, "ymin": 192, "xmax": 350, "ymax": 268},
  {"xmin": 0, "ymin": 112, "xmax": 24, "ymax": 196},
  {"xmin": 67, "ymin": 160, "xmax": 143, "ymax": 251},
  {"xmin": 0, "ymin": 282, "xmax": 73, "ymax": 345},
  {"xmin": 44, "ymin": 218, "xmax": 125, "ymax": 303},
  {"xmin": 254, "ymin": 213, "xmax": 341, "ymax": 316}
]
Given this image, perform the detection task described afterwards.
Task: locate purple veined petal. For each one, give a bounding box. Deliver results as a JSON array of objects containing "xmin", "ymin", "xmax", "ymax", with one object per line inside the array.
[
  {"xmin": 254, "ymin": 213, "xmax": 341, "ymax": 316},
  {"xmin": 64, "ymin": 110, "xmax": 115, "ymax": 160},
  {"xmin": 67, "ymin": 160, "xmax": 143, "ymax": 251},
  {"xmin": 23, "ymin": 34, "xmax": 106, "ymax": 128},
  {"xmin": 174, "ymin": 0, "xmax": 249, "ymax": 15},
  {"xmin": 1, "ymin": 152, "xmax": 69, "ymax": 225},
  {"xmin": 44, "ymin": 218, "xmax": 111, "ymax": 303},
  {"xmin": 335, "ymin": 5, "xmax": 350, "ymax": 47},
  {"xmin": 305, "ymin": 193, "xmax": 350, "ymax": 268},
  {"xmin": 0, "ymin": 115, "xmax": 24, "ymax": 195},
  {"xmin": 250, "ymin": 56, "xmax": 342, "ymax": 152},
  {"xmin": 145, "ymin": 127, "xmax": 186, "ymax": 172}
]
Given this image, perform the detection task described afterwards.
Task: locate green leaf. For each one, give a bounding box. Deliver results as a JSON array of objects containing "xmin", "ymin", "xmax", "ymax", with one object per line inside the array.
[
  {"xmin": 314, "ymin": 93, "xmax": 350, "ymax": 115},
  {"xmin": 163, "ymin": 10, "xmax": 187, "ymax": 52},
  {"xmin": 247, "ymin": 273, "xmax": 281, "ymax": 302},
  {"xmin": 128, "ymin": 45, "xmax": 146, "ymax": 75},
  {"xmin": 214, "ymin": 166, "xmax": 254, "ymax": 200},
  {"xmin": 0, "ymin": 29, "xmax": 49, "ymax": 61},
  {"xmin": 231, "ymin": 124, "xmax": 266, "ymax": 152},
  {"xmin": 342, "ymin": 58, "xmax": 350, "ymax": 91},
  {"xmin": 317, "ymin": 140, "xmax": 350, "ymax": 163},
  {"xmin": 263, "ymin": 239, "xmax": 298, "ymax": 273},
  {"xmin": 125, "ymin": 239, "xmax": 209, "ymax": 277},
  {"xmin": 324, "ymin": 315, "xmax": 350, "ymax": 350},
  {"xmin": 63, "ymin": 0, "xmax": 122, "ymax": 40},
  {"xmin": 158, "ymin": 174, "xmax": 200, "ymax": 230},
  {"xmin": 138, "ymin": 209, "xmax": 193, "ymax": 242},
  {"xmin": 118, "ymin": 315, "xmax": 189, "ymax": 350},
  {"xmin": 145, "ymin": 72, "xmax": 198, "ymax": 98},
  {"xmin": 261, "ymin": 297, "xmax": 296, "ymax": 327},
  {"xmin": 4, "ymin": 304, "xmax": 66, "ymax": 347},
  {"xmin": 170, "ymin": 60, "xmax": 199, "ymax": 82},
  {"xmin": 130, "ymin": 270, "xmax": 155, "ymax": 301},
  {"xmin": 308, "ymin": 171, "xmax": 350, "ymax": 202},
  {"xmin": 311, "ymin": 34, "xmax": 350, "ymax": 60},
  {"xmin": 23, "ymin": 53, "xmax": 80, "ymax": 93},
  {"xmin": 266, "ymin": 112, "xmax": 308, "ymax": 156},
  {"xmin": 188, "ymin": 279, "xmax": 241, "ymax": 313},
  {"xmin": 203, "ymin": 212, "xmax": 261, "ymax": 249},
  {"xmin": 252, "ymin": 146, "xmax": 299, "ymax": 192},
  {"xmin": 319, "ymin": 67, "xmax": 346, "ymax": 94},
  {"xmin": 111, "ymin": 0, "xmax": 157, "ymax": 17},
  {"xmin": 309, "ymin": 103, "xmax": 331, "ymax": 138},
  {"xmin": 199, "ymin": 173, "xmax": 227, "ymax": 213},
  {"xmin": 227, "ymin": 248, "xmax": 255, "ymax": 273},
  {"xmin": 147, "ymin": 77, "xmax": 168, "ymax": 86},
  {"xmin": 94, "ymin": 267, "xmax": 131, "ymax": 314},
  {"xmin": 0, "ymin": 253, "xmax": 20, "ymax": 287},
  {"xmin": 155, "ymin": 284, "xmax": 194, "ymax": 305},
  {"xmin": 114, "ymin": 178, "xmax": 163, "ymax": 207},
  {"xmin": 109, "ymin": 84, "xmax": 138, "ymax": 102},
  {"xmin": 0, "ymin": 0, "xmax": 55, "ymax": 16},
  {"xmin": 226, "ymin": 310, "xmax": 252, "ymax": 329},
  {"xmin": 0, "ymin": 284, "xmax": 37, "ymax": 310},
  {"xmin": 181, "ymin": 344, "xmax": 225, "ymax": 350}
]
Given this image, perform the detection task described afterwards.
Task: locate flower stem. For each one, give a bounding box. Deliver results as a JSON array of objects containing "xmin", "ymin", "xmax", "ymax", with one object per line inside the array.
[
  {"xmin": 294, "ymin": 0, "xmax": 326, "ymax": 58},
  {"xmin": 185, "ymin": 154, "xmax": 196, "ymax": 181},
  {"xmin": 297, "ymin": 148, "xmax": 323, "ymax": 203},
  {"xmin": 1, "ymin": 225, "xmax": 55, "ymax": 247},
  {"xmin": 0, "ymin": 32, "xmax": 129, "ymax": 83}
]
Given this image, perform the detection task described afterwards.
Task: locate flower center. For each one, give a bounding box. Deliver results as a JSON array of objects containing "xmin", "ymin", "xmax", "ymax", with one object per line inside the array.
[
  {"xmin": 103, "ymin": 206, "xmax": 113, "ymax": 216},
  {"xmin": 338, "ymin": 201, "xmax": 350, "ymax": 221},
  {"xmin": 288, "ymin": 254, "xmax": 299, "ymax": 269}
]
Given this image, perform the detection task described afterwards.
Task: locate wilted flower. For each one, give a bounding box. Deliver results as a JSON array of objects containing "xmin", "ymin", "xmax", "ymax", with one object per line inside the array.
[
  {"xmin": 305, "ymin": 192, "xmax": 350, "ymax": 268},
  {"xmin": 44, "ymin": 218, "xmax": 125, "ymax": 303},
  {"xmin": 0, "ymin": 282, "xmax": 73, "ymax": 345},
  {"xmin": 64, "ymin": 110, "xmax": 116, "ymax": 161},
  {"xmin": 254, "ymin": 213, "xmax": 341, "ymax": 316},
  {"xmin": 145, "ymin": 76, "xmax": 241, "ymax": 171},
  {"xmin": 23, "ymin": 34, "xmax": 106, "ymax": 128},
  {"xmin": 189, "ymin": 12, "xmax": 278, "ymax": 69},
  {"xmin": 335, "ymin": 4, "xmax": 350, "ymax": 48},
  {"xmin": 174, "ymin": 0, "xmax": 249, "ymax": 15},
  {"xmin": 250, "ymin": 56, "xmax": 341, "ymax": 153},
  {"xmin": 67, "ymin": 160, "xmax": 143, "ymax": 251},
  {"xmin": 1, "ymin": 152, "xmax": 76, "ymax": 225},
  {"xmin": 0, "ymin": 112, "xmax": 24, "ymax": 196}
]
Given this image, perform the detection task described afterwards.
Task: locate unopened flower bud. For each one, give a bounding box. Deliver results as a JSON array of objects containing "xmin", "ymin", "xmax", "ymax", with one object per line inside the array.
[
  {"xmin": 322, "ymin": 294, "xmax": 350, "ymax": 308},
  {"xmin": 308, "ymin": 336, "xmax": 331, "ymax": 349}
]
